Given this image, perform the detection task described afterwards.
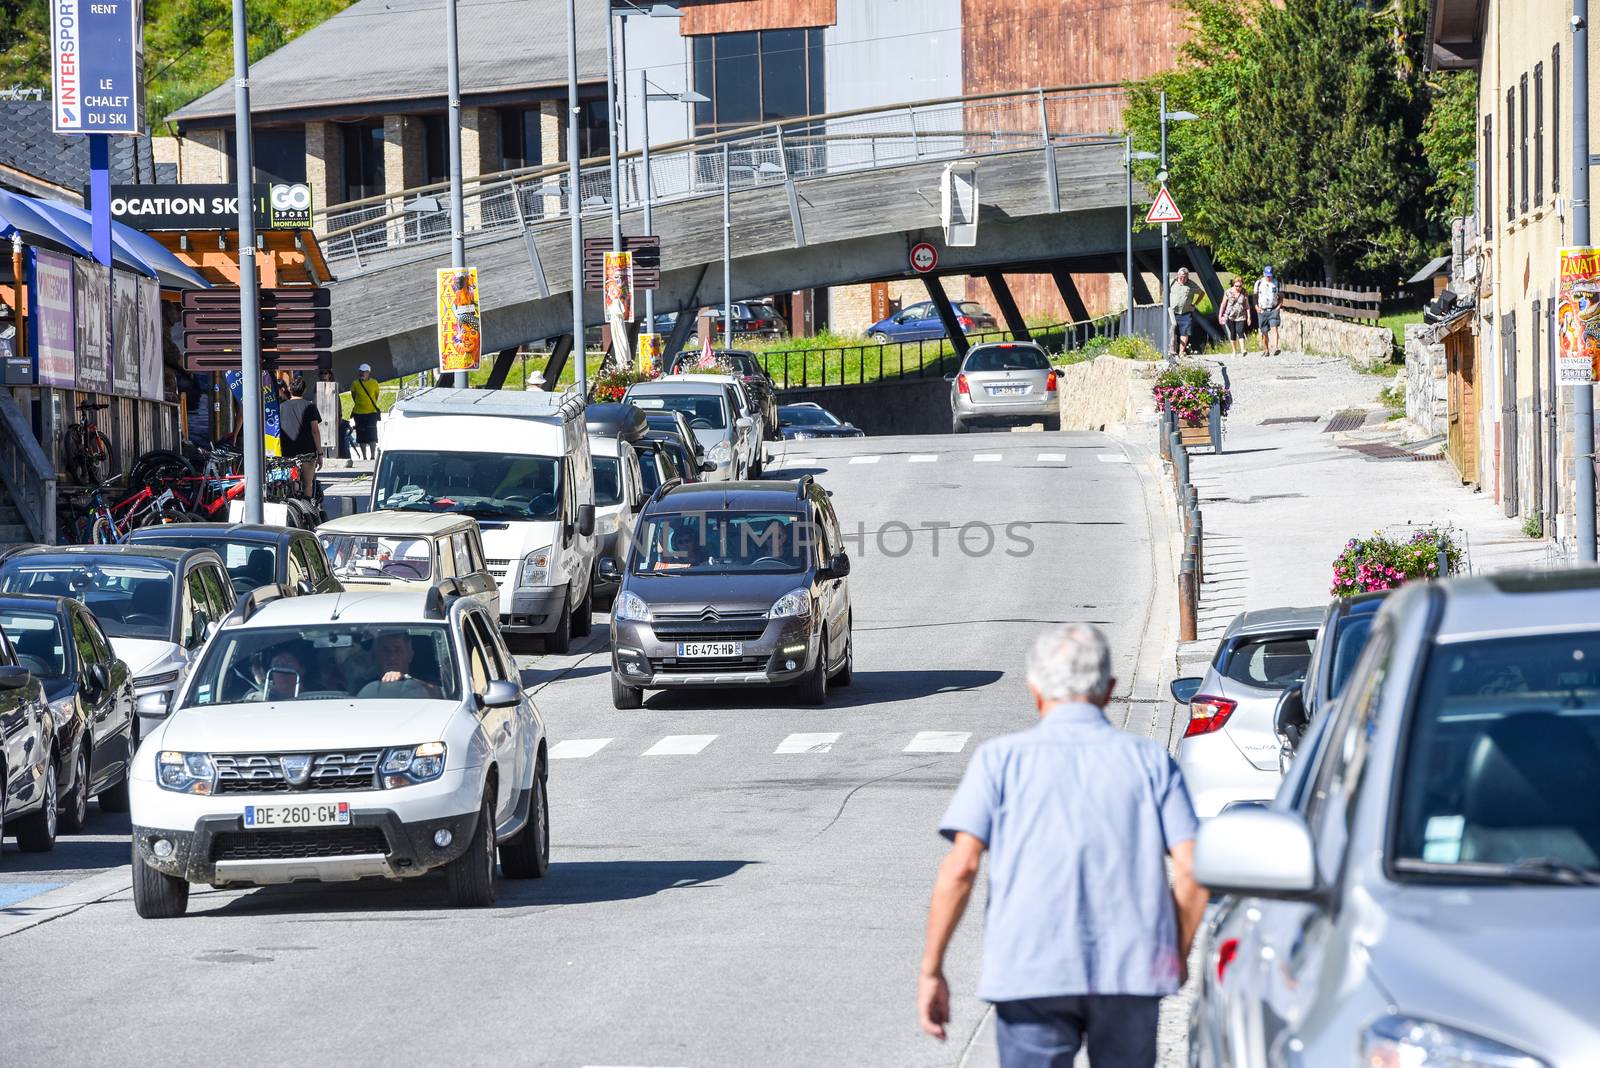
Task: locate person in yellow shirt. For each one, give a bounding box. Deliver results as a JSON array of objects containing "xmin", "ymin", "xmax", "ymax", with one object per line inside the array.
[{"xmin": 349, "ymin": 363, "xmax": 381, "ymax": 460}]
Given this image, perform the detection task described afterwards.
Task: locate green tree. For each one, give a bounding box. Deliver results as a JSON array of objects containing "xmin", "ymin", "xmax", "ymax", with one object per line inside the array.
[
  {"xmin": 1420, "ymin": 70, "xmax": 1478, "ymax": 227},
  {"xmin": 1126, "ymin": 0, "xmax": 1447, "ymax": 284},
  {"xmin": 0, "ymin": 0, "xmax": 51, "ymax": 92}
]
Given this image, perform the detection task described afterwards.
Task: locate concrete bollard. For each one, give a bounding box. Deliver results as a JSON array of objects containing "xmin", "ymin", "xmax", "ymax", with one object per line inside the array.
[
  {"xmin": 1178, "ymin": 558, "xmax": 1198, "ymax": 642},
  {"xmin": 1173, "ymin": 441, "xmax": 1189, "ymax": 488},
  {"xmin": 1193, "ymin": 508, "xmax": 1205, "ymax": 580},
  {"xmin": 1185, "ymin": 484, "xmax": 1199, "ymax": 513},
  {"xmin": 1186, "ymin": 530, "xmax": 1202, "ymax": 585}
]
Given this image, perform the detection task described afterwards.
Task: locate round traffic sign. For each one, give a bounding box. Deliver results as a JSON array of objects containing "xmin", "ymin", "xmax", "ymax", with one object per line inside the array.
[{"xmin": 909, "ymin": 242, "xmax": 939, "ymax": 274}]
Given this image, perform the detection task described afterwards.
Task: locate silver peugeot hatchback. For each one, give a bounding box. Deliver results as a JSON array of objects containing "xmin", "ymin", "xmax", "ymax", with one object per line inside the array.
[{"xmin": 948, "ymin": 341, "xmax": 1060, "ymax": 433}]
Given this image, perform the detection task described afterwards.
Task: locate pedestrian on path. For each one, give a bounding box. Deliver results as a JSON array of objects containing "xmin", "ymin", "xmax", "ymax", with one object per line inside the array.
[
  {"xmin": 1168, "ymin": 268, "xmax": 1200, "ymax": 358},
  {"xmin": 349, "ymin": 363, "xmax": 382, "ymax": 461},
  {"xmin": 1218, "ymin": 277, "xmax": 1252, "ymax": 356},
  {"xmin": 917, "ymin": 623, "xmax": 1209, "ymax": 1068},
  {"xmin": 1254, "ymin": 266, "xmax": 1282, "ymax": 357},
  {"xmin": 277, "ymin": 377, "xmax": 323, "ymax": 500}
]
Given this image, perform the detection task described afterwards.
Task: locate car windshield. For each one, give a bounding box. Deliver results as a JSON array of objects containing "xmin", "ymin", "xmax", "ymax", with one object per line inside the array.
[
  {"xmin": 634, "ymin": 511, "xmax": 811, "ymax": 575},
  {"xmin": 780, "ymin": 407, "xmax": 841, "ymax": 428},
  {"xmin": 1220, "ymin": 633, "xmax": 1315, "ymax": 689},
  {"xmin": 319, "ymin": 534, "xmax": 433, "ymax": 583},
  {"xmin": 156, "ymin": 538, "xmax": 279, "ymax": 596},
  {"xmin": 1393, "ymin": 630, "xmax": 1600, "ymax": 878},
  {"xmin": 629, "ymin": 391, "xmax": 728, "ymax": 430},
  {"xmin": 0, "ymin": 609, "xmax": 68, "ymax": 678},
  {"xmin": 963, "ymin": 346, "xmax": 1049, "ymax": 372},
  {"xmin": 374, "ymin": 450, "xmax": 562, "ymax": 521},
  {"xmin": 184, "ymin": 623, "xmax": 460, "ymax": 706},
  {"xmin": 1328, "ymin": 612, "xmax": 1377, "ymax": 697},
  {"xmin": 593, "ymin": 455, "xmax": 623, "ymax": 506},
  {"xmin": 0, "ymin": 562, "xmax": 175, "ymax": 641}
]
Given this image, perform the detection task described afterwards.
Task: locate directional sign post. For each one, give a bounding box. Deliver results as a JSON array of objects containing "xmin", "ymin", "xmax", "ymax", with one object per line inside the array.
[{"xmin": 1145, "ymin": 184, "xmax": 1184, "ymax": 225}]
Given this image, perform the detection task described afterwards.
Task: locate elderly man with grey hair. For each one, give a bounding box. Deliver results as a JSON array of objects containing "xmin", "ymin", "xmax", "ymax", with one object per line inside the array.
[{"xmin": 918, "ymin": 623, "xmax": 1207, "ymax": 1068}]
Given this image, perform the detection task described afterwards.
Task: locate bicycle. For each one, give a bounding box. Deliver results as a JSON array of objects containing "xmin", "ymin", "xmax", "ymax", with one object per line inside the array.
[{"xmin": 63, "ymin": 402, "xmax": 112, "ymax": 485}]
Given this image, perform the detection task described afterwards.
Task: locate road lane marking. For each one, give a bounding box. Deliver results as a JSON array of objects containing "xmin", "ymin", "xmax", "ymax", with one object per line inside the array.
[
  {"xmin": 849, "ymin": 455, "xmax": 880, "ymax": 464},
  {"xmin": 973, "ymin": 454, "xmax": 1001, "ymax": 462},
  {"xmin": 643, "ymin": 734, "xmax": 718, "ymax": 756},
  {"xmin": 904, "ymin": 731, "xmax": 972, "ymax": 754},
  {"xmin": 780, "ymin": 457, "xmax": 816, "ymax": 467},
  {"xmin": 774, "ymin": 732, "xmax": 840, "ymax": 754},
  {"xmin": 550, "ymin": 738, "xmax": 613, "ymax": 760},
  {"xmin": 1036, "ymin": 452, "xmax": 1066, "ymax": 462},
  {"xmin": 908, "ymin": 454, "xmax": 937, "ymax": 462},
  {"xmin": 1096, "ymin": 454, "xmax": 1130, "ymax": 463}
]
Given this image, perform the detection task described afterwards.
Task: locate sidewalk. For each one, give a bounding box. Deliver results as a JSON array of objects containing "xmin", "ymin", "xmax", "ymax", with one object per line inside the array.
[{"xmin": 1179, "ymin": 349, "xmax": 1545, "ymax": 662}]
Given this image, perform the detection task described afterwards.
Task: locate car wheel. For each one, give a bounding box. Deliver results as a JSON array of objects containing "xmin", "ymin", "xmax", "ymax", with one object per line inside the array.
[
  {"xmin": 951, "ymin": 415, "xmax": 968, "ymax": 435},
  {"xmin": 1042, "ymin": 414, "xmax": 1062, "ymax": 432},
  {"xmin": 832, "ymin": 619, "xmax": 854, "ymax": 687},
  {"xmin": 446, "ymin": 789, "xmax": 499, "ymax": 907},
  {"xmin": 499, "ymin": 769, "xmax": 550, "ymax": 879},
  {"xmin": 797, "ymin": 636, "xmax": 829, "ymax": 706},
  {"xmin": 572, "ymin": 579, "xmax": 594, "ymax": 638},
  {"xmin": 871, "ymin": 332, "xmax": 891, "ymax": 345},
  {"xmin": 60, "ymin": 744, "xmax": 91, "ymax": 834},
  {"xmin": 611, "ymin": 671, "xmax": 644, "ymax": 709},
  {"xmin": 131, "ymin": 839, "xmax": 190, "ymax": 918},
  {"xmin": 14, "ymin": 752, "xmax": 59, "ymax": 852},
  {"xmin": 545, "ymin": 597, "xmax": 572, "ymax": 655},
  {"xmin": 750, "ymin": 455, "xmax": 763, "ymax": 478}
]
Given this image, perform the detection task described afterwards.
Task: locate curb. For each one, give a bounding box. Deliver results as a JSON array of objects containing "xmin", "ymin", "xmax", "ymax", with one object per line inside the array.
[{"xmin": 0, "ymin": 865, "xmax": 133, "ymax": 940}]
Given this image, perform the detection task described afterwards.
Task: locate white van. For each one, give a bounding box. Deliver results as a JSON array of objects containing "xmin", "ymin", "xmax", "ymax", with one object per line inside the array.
[{"xmin": 370, "ymin": 387, "xmax": 597, "ymax": 652}]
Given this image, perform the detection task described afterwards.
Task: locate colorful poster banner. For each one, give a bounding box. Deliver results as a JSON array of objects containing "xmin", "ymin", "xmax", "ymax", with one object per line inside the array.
[
  {"xmin": 137, "ymin": 276, "xmax": 163, "ymax": 400},
  {"xmin": 73, "ymin": 259, "xmax": 110, "ymax": 393},
  {"xmin": 1558, "ymin": 247, "xmax": 1600, "ymax": 386},
  {"xmin": 437, "ymin": 268, "xmax": 482, "ymax": 373},
  {"xmin": 225, "ymin": 370, "xmax": 283, "ymax": 457},
  {"xmin": 30, "ymin": 250, "xmax": 76, "ymax": 388},
  {"xmin": 603, "ymin": 251, "xmax": 633, "ymax": 320},
  {"xmin": 112, "ymin": 270, "xmax": 141, "ymax": 396},
  {"xmin": 637, "ymin": 332, "xmax": 663, "ymax": 376}
]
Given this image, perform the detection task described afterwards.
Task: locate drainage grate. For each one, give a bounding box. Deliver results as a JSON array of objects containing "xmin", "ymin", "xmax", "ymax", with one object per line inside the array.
[
  {"xmin": 1323, "ymin": 410, "xmax": 1368, "ymax": 433},
  {"xmin": 1260, "ymin": 415, "xmax": 1320, "ymax": 425},
  {"xmin": 1340, "ymin": 443, "xmax": 1444, "ymax": 462}
]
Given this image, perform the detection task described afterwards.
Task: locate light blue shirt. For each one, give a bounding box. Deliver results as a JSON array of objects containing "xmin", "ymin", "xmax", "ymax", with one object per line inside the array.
[{"xmin": 939, "ymin": 702, "xmax": 1199, "ymax": 1002}]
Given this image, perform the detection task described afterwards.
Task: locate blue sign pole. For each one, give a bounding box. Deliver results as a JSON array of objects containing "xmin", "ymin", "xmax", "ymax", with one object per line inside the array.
[{"xmin": 88, "ymin": 135, "xmax": 112, "ymax": 265}]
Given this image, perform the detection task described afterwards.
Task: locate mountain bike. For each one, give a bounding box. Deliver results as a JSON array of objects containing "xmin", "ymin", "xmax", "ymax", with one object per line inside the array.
[{"xmin": 63, "ymin": 402, "xmax": 112, "ymax": 485}]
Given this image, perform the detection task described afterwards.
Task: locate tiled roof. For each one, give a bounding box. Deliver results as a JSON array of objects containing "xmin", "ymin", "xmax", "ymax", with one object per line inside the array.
[{"xmin": 0, "ymin": 102, "xmax": 163, "ymax": 202}]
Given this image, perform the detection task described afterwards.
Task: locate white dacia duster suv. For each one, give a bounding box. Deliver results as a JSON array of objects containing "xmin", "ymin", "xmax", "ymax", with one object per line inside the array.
[{"xmin": 129, "ymin": 582, "xmax": 549, "ymax": 917}]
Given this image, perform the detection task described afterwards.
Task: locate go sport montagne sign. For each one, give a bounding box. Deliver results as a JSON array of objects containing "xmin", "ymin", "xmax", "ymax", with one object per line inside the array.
[
  {"xmin": 100, "ymin": 183, "xmax": 315, "ymax": 231},
  {"xmin": 51, "ymin": 0, "xmax": 145, "ymax": 134}
]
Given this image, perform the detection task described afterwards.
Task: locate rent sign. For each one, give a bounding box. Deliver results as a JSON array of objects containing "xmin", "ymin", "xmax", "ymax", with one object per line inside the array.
[{"xmin": 51, "ymin": 0, "xmax": 144, "ymax": 134}]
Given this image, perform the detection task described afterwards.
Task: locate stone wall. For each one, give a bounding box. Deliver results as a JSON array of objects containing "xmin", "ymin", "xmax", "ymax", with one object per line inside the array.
[
  {"xmin": 1403, "ymin": 322, "xmax": 1448, "ymax": 436},
  {"xmin": 1279, "ymin": 311, "xmax": 1394, "ymax": 371},
  {"xmin": 777, "ymin": 378, "xmax": 953, "ymax": 436},
  {"xmin": 1055, "ymin": 354, "xmax": 1161, "ymax": 432}
]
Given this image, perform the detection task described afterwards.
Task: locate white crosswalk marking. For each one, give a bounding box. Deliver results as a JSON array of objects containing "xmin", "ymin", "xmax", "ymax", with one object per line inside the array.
[
  {"xmin": 973, "ymin": 454, "xmax": 1001, "ymax": 462},
  {"xmin": 908, "ymin": 454, "xmax": 937, "ymax": 463},
  {"xmin": 848, "ymin": 455, "xmax": 880, "ymax": 464},
  {"xmin": 774, "ymin": 732, "xmax": 840, "ymax": 754},
  {"xmin": 1036, "ymin": 452, "xmax": 1066, "ymax": 462},
  {"xmin": 1096, "ymin": 454, "xmax": 1129, "ymax": 463},
  {"xmin": 643, "ymin": 734, "xmax": 718, "ymax": 756},
  {"xmin": 904, "ymin": 731, "xmax": 972, "ymax": 754},
  {"xmin": 781, "ymin": 458, "xmax": 816, "ymax": 467},
  {"xmin": 549, "ymin": 738, "xmax": 613, "ymax": 760}
]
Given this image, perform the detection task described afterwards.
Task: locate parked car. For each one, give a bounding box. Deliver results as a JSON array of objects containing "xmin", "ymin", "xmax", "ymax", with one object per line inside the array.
[
  {"xmin": 1192, "ymin": 570, "xmax": 1600, "ymax": 1068},
  {"xmin": 1271, "ymin": 589, "xmax": 1389, "ymax": 758},
  {"xmin": 866, "ymin": 300, "xmax": 997, "ymax": 344},
  {"xmin": 583, "ymin": 403, "xmax": 650, "ymax": 607},
  {"xmin": 0, "ymin": 616, "xmax": 60, "ymax": 852},
  {"xmin": 316, "ymin": 511, "xmax": 499, "ymax": 615},
  {"xmin": 128, "ymin": 583, "xmax": 549, "ymax": 917},
  {"xmin": 669, "ymin": 350, "xmax": 780, "ymax": 439},
  {"xmin": 0, "ymin": 594, "xmax": 136, "ymax": 833},
  {"xmin": 607, "ymin": 476, "xmax": 853, "ymax": 709},
  {"xmin": 643, "ymin": 431, "xmax": 705, "ymax": 486},
  {"xmin": 126, "ymin": 522, "xmax": 343, "ymax": 599},
  {"xmin": 948, "ymin": 341, "xmax": 1061, "ymax": 434},
  {"xmin": 1170, "ymin": 606, "xmax": 1322, "ymax": 817},
  {"xmin": 642, "ymin": 409, "xmax": 711, "ymax": 474},
  {"xmin": 778, "ymin": 403, "xmax": 866, "ymax": 440},
  {"xmin": 634, "ymin": 436, "xmax": 684, "ymax": 495},
  {"xmin": 0, "ymin": 545, "xmax": 235, "ymax": 734},
  {"xmin": 658, "ymin": 302, "xmax": 789, "ymax": 345},
  {"xmin": 625, "ymin": 377, "xmax": 762, "ymax": 480}
]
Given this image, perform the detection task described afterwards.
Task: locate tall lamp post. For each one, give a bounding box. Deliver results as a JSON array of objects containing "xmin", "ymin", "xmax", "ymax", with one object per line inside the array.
[
  {"xmin": 230, "ymin": 0, "xmax": 263, "ymax": 521},
  {"xmin": 1158, "ymin": 93, "xmax": 1199, "ymax": 362},
  {"xmin": 564, "ymin": 0, "xmax": 586, "ymax": 398},
  {"xmin": 445, "ymin": 0, "xmax": 468, "ymax": 388},
  {"xmin": 1575, "ymin": 0, "xmax": 1596, "ymax": 560},
  {"xmin": 1125, "ymin": 141, "xmax": 1159, "ymax": 334},
  {"xmin": 640, "ymin": 73, "xmax": 707, "ymax": 328}
]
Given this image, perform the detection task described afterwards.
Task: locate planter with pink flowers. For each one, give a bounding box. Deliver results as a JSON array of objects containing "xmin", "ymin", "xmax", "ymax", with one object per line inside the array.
[{"xmin": 1330, "ymin": 528, "xmax": 1463, "ymax": 597}]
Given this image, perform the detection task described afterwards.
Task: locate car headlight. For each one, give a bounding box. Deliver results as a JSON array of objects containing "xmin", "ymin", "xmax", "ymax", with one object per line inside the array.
[
  {"xmin": 157, "ymin": 751, "xmax": 216, "ymax": 795},
  {"xmin": 708, "ymin": 441, "xmax": 731, "ymax": 464},
  {"xmin": 614, "ymin": 591, "xmax": 652, "ymax": 622},
  {"xmin": 380, "ymin": 742, "xmax": 447, "ymax": 788},
  {"xmin": 767, "ymin": 588, "xmax": 812, "ymax": 619},
  {"xmin": 596, "ymin": 512, "xmax": 619, "ymax": 536},
  {"xmin": 1362, "ymin": 1014, "xmax": 1550, "ymax": 1068},
  {"xmin": 519, "ymin": 547, "xmax": 553, "ymax": 587}
]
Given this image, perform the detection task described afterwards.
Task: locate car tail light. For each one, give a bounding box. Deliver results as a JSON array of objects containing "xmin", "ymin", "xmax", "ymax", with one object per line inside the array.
[
  {"xmin": 1216, "ymin": 937, "xmax": 1239, "ymax": 983},
  {"xmin": 1184, "ymin": 695, "xmax": 1237, "ymax": 737},
  {"xmin": 1045, "ymin": 370, "xmax": 1058, "ymax": 392},
  {"xmin": 958, "ymin": 316, "xmax": 975, "ymax": 328},
  {"xmin": 956, "ymin": 373, "xmax": 970, "ymax": 395}
]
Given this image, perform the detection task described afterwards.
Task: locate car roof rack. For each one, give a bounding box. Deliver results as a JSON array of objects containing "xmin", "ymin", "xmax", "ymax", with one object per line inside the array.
[
  {"xmin": 424, "ymin": 578, "xmax": 465, "ymax": 619},
  {"xmin": 229, "ymin": 583, "xmax": 292, "ymax": 625}
]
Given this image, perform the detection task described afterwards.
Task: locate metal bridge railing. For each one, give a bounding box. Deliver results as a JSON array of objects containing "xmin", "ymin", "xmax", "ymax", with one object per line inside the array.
[{"xmin": 316, "ymin": 84, "xmax": 1128, "ymax": 272}]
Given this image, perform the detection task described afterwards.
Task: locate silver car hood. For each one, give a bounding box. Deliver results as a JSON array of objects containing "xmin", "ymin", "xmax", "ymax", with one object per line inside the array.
[
  {"xmin": 692, "ymin": 426, "xmax": 732, "ymax": 451},
  {"xmin": 1363, "ymin": 882, "xmax": 1600, "ymax": 1060}
]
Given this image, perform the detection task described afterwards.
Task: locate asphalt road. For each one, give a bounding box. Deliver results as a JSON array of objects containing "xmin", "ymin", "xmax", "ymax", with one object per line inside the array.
[{"xmin": 2, "ymin": 430, "xmax": 1177, "ymax": 1066}]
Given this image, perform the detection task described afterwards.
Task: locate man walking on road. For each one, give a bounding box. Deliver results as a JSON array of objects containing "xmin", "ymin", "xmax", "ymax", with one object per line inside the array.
[
  {"xmin": 917, "ymin": 623, "xmax": 1208, "ymax": 1068},
  {"xmin": 349, "ymin": 363, "xmax": 382, "ymax": 461},
  {"xmin": 1168, "ymin": 268, "xmax": 1200, "ymax": 357},
  {"xmin": 1254, "ymin": 266, "xmax": 1282, "ymax": 356}
]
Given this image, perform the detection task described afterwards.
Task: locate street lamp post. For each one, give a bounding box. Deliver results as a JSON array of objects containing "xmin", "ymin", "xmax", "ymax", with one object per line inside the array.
[
  {"xmin": 1158, "ymin": 93, "xmax": 1199, "ymax": 362},
  {"xmin": 445, "ymin": 0, "xmax": 467, "ymax": 388},
  {"xmin": 603, "ymin": 5, "xmax": 622, "ymax": 253},
  {"xmin": 230, "ymin": 0, "xmax": 263, "ymax": 521},
  {"xmin": 1574, "ymin": 0, "xmax": 1596, "ymax": 560},
  {"xmin": 640, "ymin": 73, "xmax": 708, "ymax": 330},
  {"xmin": 565, "ymin": 0, "xmax": 586, "ymax": 398},
  {"xmin": 722, "ymin": 142, "xmax": 733, "ymax": 350},
  {"xmin": 1126, "ymin": 142, "xmax": 1159, "ymax": 334}
]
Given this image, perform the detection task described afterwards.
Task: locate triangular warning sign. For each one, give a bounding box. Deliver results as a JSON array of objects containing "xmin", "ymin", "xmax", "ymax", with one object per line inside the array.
[{"xmin": 1146, "ymin": 184, "xmax": 1184, "ymax": 224}]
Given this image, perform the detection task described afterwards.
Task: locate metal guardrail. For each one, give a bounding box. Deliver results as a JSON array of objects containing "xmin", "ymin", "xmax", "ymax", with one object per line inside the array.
[
  {"xmin": 0, "ymin": 389, "xmax": 57, "ymax": 543},
  {"xmin": 315, "ymin": 84, "xmax": 1129, "ymax": 271}
]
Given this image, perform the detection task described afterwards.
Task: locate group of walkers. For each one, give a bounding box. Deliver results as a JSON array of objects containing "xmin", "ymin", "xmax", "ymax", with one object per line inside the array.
[{"xmin": 1167, "ymin": 265, "xmax": 1283, "ymax": 358}]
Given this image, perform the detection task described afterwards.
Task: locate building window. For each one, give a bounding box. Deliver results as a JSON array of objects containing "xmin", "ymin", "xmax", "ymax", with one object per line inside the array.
[
  {"xmin": 1519, "ymin": 73, "xmax": 1530, "ymax": 214},
  {"xmin": 501, "ymin": 108, "xmax": 543, "ymax": 170},
  {"xmin": 1534, "ymin": 62, "xmax": 1544, "ymax": 208},
  {"xmin": 1553, "ymin": 45, "xmax": 1562, "ymax": 194},
  {"xmin": 1483, "ymin": 114, "xmax": 1493, "ymax": 238},
  {"xmin": 225, "ymin": 126, "xmax": 307, "ymax": 186},
  {"xmin": 691, "ymin": 28, "xmax": 825, "ymax": 135},
  {"xmin": 577, "ymin": 99, "xmax": 611, "ymax": 160},
  {"xmin": 1505, "ymin": 88, "xmax": 1515, "ymax": 222},
  {"xmin": 422, "ymin": 113, "xmax": 449, "ymax": 185},
  {"xmin": 342, "ymin": 120, "xmax": 385, "ymax": 203}
]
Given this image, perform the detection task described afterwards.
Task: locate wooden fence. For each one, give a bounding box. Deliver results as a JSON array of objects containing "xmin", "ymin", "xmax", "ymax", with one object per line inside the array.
[{"xmin": 1280, "ymin": 281, "xmax": 1384, "ymax": 323}]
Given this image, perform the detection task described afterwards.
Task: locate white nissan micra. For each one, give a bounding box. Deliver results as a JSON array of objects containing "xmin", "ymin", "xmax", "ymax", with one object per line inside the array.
[{"xmin": 128, "ymin": 583, "xmax": 548, "ymax": 917}]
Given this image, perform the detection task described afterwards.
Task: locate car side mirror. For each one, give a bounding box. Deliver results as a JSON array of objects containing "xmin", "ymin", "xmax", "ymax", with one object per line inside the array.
[
  {"xmin": 295, "ymin": 577, "xmax": 315, "ymax": 596},
  {"xmin": 818, "ymin": 552, "xmax": 851, "ymax": 580},
  {"xmin": 1169, "ymin": 676, "xmax": 1203, "ymax": 704},
  {"xmin": 598, "ymin": 557, "xmax": 621, "ymax": 581},
  {"xmin": 1195, "ymin": 809, "xmax": 1324, "ymax": 904},
  {"xmin": 893, "ymin": 314, "xmax": 907, "ymax": 323},
  {"xmin": 90, "ymin": 662, "xmax": 111, "ymax": 691},
  {"xmin": 188, "ymin": 611, "xmax": 211, "ymax": 648},
  {"xmin": 481, "ymin": 679, "xmax": 522, "ymax": 709},
  {"xmin": 701, "ymin": 461, "xmax": 717, "ymax": 474},
  {"xmin": 736, "ymin": 416, "xmax": 753, "ymax": 430},
  {"xmin": 943, "ymin": 373, "xmax": 955, "ymax": 382},
  {"xmin": 0, "ymin": 664, "xmax": 32, "ymax": 690},
  {"xmin": 576, "ymin": 503, "xmax": 596, "ymax": 537},
  {"xmin": 1274, "ymin": 683, "xmax": 1308, "ymax": 749}
]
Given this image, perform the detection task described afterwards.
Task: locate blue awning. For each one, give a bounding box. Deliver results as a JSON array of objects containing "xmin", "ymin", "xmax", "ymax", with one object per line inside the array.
[
  {"xmin": 0, "ymin": 189, "xmax": 95, "ymax": 260},
  {"xmin": 45, "ymin": 201, "xmax": 212, "ymax": 291},
  {"xmin": 0, "ymin": 191, "xmax": 211, "ymax": 291}
]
